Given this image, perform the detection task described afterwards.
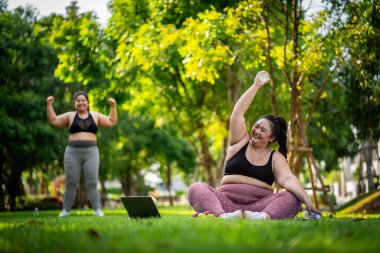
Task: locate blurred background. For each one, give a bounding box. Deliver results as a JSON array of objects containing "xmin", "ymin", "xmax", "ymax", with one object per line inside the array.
[{"xmin": 1, "ymin": 0, "xmax": 379, "ymax": 212}]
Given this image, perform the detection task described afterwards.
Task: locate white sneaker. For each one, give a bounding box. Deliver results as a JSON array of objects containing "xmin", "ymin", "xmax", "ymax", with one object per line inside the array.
[
  {"xmin": 219, "ymin": 210, "xmax": 243, "ymax": 219},
  {"xmin": 94, "ymin": 209, "xmax": 105, "ymax": 217},
  {"xmin": 58, "ymin": 210, "xmax": 70, "ymax": 217},
  {"xmin": 243, "ymin": 211, "xmax": 267, "ymax": 220}
]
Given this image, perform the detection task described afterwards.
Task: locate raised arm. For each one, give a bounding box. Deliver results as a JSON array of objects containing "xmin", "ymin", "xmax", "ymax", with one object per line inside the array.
[
  {"xmin": 97, "ymin": 98, "xmax": 118, "ymax": 127},
  {"xmin": 229, "ymin": 71, "xmax": 270, "ymax": 145},
  {"xmin": 46, "ymin": 96, "xmax": 70, "ymax": 128},
  {"xmin": 273, "ymin": 153, "xmax": 321, "ymax": 215}
]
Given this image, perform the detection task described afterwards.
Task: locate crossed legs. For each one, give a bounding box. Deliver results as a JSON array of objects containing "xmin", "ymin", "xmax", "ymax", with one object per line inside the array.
[{"xmin": 187, "ymin": 182, "xmax": 301, "ymax": 219}]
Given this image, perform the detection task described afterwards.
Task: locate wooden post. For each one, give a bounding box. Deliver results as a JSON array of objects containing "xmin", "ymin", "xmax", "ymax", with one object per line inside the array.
[
  {"xmin": 288, "ymin": 145, "xmax": 319, "ymax": 209},
  {"xmin": 305, "ymin": 153, "xmax": 319, "ymax": 209},
  {"xmin": 295, "ymin": 118, "xmax": 335, "ymax": 213},
  {"xmin": 310, "ymin": 155, "xmax": 335, "ymax": 213}
]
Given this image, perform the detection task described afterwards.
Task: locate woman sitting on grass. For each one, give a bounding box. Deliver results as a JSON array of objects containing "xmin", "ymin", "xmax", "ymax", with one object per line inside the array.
[{"xmin": 188, "ymin": 71, "xmax": 321, "ymax": 219}]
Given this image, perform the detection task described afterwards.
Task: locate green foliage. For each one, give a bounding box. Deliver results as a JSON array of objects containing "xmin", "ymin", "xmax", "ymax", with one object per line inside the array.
[
  {"xmin": 151, "ymin": 128, "xmax": 196, "ymax": 173},
  {"xmin": 96, "ymin": 110, "xmax": 195, "ymax": 194},
  {"xmin": 332, "ymin": 0, "xmax": 380, "ymax": 141},
  {"xmin": 50, "ymin": 2, "xmax": 108, "ymax": 85},
  {"xmin": 308, "ymin": 83, "xmax": 359, "ymax": 170},
  {"xmin": 0, "ymin": 5, "xmax": 67, "ymax": 210},
  {"xmin": 179, "ymin": 10, "xmax": 234, "ymax": 84}
]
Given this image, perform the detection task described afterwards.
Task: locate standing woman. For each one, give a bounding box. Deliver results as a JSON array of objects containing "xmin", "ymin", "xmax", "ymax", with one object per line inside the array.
[
  {"xmin": 47, "ymin": 91, "xmax": 117, "ymax": 217},
  {"xmin": 188, "ymin": 71, "xmax": 321, "ymax": 219}
]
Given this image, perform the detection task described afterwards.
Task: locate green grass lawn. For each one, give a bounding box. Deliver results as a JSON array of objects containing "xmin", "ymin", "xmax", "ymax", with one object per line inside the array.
[{"xmin": 0, "ymin": 206, "xmax": 379, "ymax": 253}]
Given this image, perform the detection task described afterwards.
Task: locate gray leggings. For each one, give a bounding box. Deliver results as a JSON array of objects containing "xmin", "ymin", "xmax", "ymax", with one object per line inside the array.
[{"xmin": 63, "ymin": 144, "xmax": 100, "ymax": 210}]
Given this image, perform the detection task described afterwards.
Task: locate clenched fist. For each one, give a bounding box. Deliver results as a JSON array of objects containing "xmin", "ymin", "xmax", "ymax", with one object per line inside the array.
[
  {"xmin": 108, "ymin": 98, "xmax": 116, "ymax": 107},
  {"xmin": 47, "ymin": 96, "xmax": 54, "ymax": 105}
]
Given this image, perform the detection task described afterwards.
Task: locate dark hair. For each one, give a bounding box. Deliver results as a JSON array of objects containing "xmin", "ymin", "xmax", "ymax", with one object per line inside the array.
[
  {"xmin": 74, "ymin": 91, "xmax": 90, "ymax": 111},
  {"xmin": 260, "ymin": 115, "xmax": 288, "ymax": 158}
]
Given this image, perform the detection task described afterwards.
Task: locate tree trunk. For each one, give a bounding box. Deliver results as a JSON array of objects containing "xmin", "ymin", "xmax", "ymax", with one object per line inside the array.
[
  {"xmin": 27, "ymin": 171, "xmax": 34, "ymax": 195},
  {"xmin": 286, "ymin": 0, "xmax": 304, "ymax": 177},
  {"xmin": 216, "ymin": 65, "xmax": 242, "ymax": 184},
  {"xmin": 39, "ymin": 173, "xmax": 49, "ymax": 196},
  {"xmin": 199, "ymin": 130, "xmax": 215, "ymax": 187},
  {"xmin": 358, "ymin": 155, "xmax": 365, "ymax": 194},
  {"xmin": 166, "ymin": 164, "xmax": 173, "ymax": 206},
  {"xmin": 287, "ymin": 85, "xmax": 304, "ymax": 176},
  {"xmin": 73, "ymin": 176, "xmax": 87, "ymax": 208},
  {"xmin": 362, "ymin": 141, "xmax": 375, "ymax": 190},
  {"xmin": 215, "ymin": 137, "xmax": 228, "ymax": 183},
  {"xmin": 227, "ymin": 66, "xmax": 242, "ymax": 112},
  {"xmin": 7, "ymin": 165, "xmax": 24, "ymax": 211},
  {"xmin": 100, "ymin": 180, "xmax": 106, "ymax": 207},
  {"xmin": 0, "ymin": 156, "xmax": 7, "ymax": 210},
  {"xmin": 121, "ymin": 166, "xmax": 132, "ymax": 196},
  {"xmin": 134, "ymin": 171, "xmax": 143, "ymax": 195}
]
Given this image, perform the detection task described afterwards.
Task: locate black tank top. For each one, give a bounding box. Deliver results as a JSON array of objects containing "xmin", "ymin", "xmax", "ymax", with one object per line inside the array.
[
  {"xmin": 224, "ymin": 142, "xmax": 275, "ymax": 185},
  {"xmin": 69, "ymin": 112, "xmax": 98, "ymax": 134}
]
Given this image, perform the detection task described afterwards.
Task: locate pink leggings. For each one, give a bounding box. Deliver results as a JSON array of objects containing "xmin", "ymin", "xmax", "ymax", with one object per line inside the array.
[{"xmin": 187, "ymin": 182, "xmax": 301, "ymax": 219}]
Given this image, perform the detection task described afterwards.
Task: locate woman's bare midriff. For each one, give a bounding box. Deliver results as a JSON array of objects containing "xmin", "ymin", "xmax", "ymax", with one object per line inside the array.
[
  {"xmin": 220, "ymin": 175, "xmax": 272, "ymax": 190},
  {"xmin": 69, "ymin": 132, "xmax": 97, "ymax": 141}
]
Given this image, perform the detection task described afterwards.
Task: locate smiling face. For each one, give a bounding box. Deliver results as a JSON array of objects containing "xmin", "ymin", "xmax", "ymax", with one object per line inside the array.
[
  {"xmin": 250, "ymin": 118, "xmax": 275, "ymax": 147},
  {"xmin": 74, "ymin": 94, "xmax": 89, "ymax": 112}
]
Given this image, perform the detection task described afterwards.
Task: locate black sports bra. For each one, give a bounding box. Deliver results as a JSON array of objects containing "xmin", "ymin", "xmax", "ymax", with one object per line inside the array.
[
  {"xmin": 69, "ymin": 112, "xmax": 98, "ymax": 134},
  {"xmin": 224, "ymin": 142, "xmax": 275, "ymax": 185}
]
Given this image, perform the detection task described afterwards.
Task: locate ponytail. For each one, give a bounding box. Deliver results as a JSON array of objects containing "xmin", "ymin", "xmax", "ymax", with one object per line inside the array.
[
  {"xmin": 260, "ymin": 115, "xmax": 288, "ymax": 158},
  {"xmin": 276, "ymin": 117, "xmax": 288, "ymax": 158}
]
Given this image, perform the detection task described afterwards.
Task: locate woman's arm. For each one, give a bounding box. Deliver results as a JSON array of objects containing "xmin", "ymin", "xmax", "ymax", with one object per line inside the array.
[
  {"xmin": 273, "ymin": 153, "xmax": 321, "ymax": 214},
  {"xmin": 97, "ymin": 98, "xmax": 118, "ymax": 127},
  {"xmin": 229, "ymin": 71, "xmax": 270, "ymax": 145},
  {"xmin": 46, "ymin": 96, "xmax": 70, "ymax": 128}
]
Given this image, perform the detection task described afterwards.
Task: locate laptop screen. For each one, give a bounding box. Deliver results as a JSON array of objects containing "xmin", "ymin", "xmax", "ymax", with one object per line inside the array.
[{"xmin": 120, "ymin": 196, "xmax": 161, "ymax": 218}]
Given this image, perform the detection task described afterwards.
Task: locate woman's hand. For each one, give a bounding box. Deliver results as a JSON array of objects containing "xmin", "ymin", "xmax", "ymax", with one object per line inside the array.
[
  {"xmin": 305, "ymin": 201, "xmax": 322, "ymax": 216},
  {"xmin": 108, "ymin": 98, "xmax": 116, "ymax": 107},
  {"xmin": 254, "ymin": 71, "xmax": 270, "ymax": 87},
  {"xmin": 97, "ymin": 98, "xmax": 118, "ymax": 127},
  {"xmin": 47, "ymin": 96, "xmax": 54, "ymax": 105}
]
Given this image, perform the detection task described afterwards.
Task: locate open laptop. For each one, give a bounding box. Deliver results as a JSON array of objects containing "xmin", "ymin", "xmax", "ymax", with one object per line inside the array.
[{"xmin": 120, "ymin": 196, "xmax": 161, "ymax": 219}]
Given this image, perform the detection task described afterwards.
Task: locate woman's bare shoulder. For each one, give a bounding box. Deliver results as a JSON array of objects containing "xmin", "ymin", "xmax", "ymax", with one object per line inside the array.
[
  {"xmin": 60, "ymin": 111, "xmax": 75, "ymax": 118},
  {"xmin": 225, "ymin": 139, "xmax": 249, "ymax": 162},
  {"xmin": 272, "ymin": 151, "xmax": 290, "ymax": 170}
]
